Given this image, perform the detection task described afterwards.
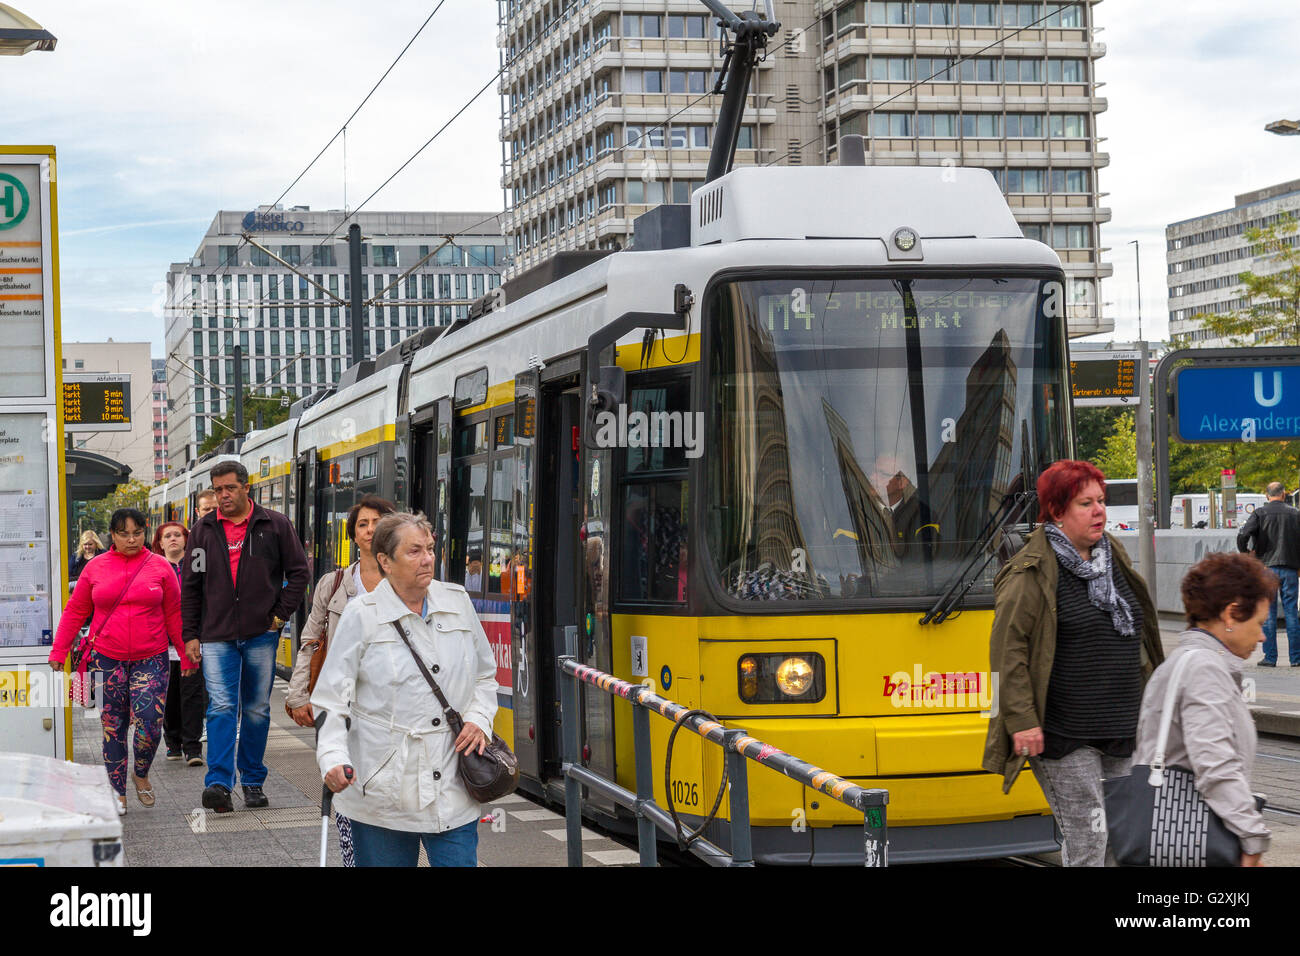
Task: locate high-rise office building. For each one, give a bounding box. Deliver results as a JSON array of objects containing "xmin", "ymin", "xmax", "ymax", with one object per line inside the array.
[
  {"xmin": 497, "ymin": 0, "xmax": 1111, "ymax": 336},
  {"xmin": 152, "ymin": 358, "xmax": 168, "ymax": 483},
  {"xmin": 1166, "ymin": 178, "xmax": 1300, "ymax": 349},
  {"xmin": 162, "ymin": 207, "xmax": 506, "ymax": 473}
]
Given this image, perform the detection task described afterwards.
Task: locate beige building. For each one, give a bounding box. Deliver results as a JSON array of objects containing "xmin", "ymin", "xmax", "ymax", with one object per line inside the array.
[
  {"xmin": 61, "ymin": 340, "xmax": 156, "ymax": 486},
  {"xmin": 497, "ymin": 0, "xmax": 1111, "ymax": 336},
  {"xmin": 1166, "ymin": 178, "xmax": 1300, "ymax": 349}
]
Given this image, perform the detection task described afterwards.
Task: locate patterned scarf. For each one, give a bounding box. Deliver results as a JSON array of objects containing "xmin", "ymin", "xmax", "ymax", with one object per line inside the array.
[{"xmin": 1044, "ymin": 523, "xmax": 1136, "ymax": 637}]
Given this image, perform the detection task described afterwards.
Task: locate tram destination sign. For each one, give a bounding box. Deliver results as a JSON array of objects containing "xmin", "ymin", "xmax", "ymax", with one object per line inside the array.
[
  {"xmin": 1174, "ymin": 363, "xmax": 1300, "ymax": 443},
  {"xmin": 1070, "ymin": 351, "xmax": 1139, "ymax": 407},
  {"xmin": 63, "ymin": 373, "xmax": 131, "ymax": 433}
]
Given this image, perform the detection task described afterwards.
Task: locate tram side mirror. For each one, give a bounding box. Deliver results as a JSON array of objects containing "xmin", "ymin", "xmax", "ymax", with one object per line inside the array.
[
  {"xmin": 592, "ymin": 365, "xmax": 625, "ymax": 413},
  {"xmin": 585, "ymin": 365, "xmax": 626, "ymax": 450}
]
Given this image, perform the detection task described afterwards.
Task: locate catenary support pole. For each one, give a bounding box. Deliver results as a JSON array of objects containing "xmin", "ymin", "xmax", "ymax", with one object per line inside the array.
[{"xmin": 348, "ymin": 223, "xmax": 365, "ymax": 367}]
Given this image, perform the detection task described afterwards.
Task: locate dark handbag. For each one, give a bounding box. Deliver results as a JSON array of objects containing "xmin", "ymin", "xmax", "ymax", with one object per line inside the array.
[
  {"xmin": 1104, "ymin": 650, "xmax": 1261, "ymax": 867},
  {"xmin": 389, "ymin": 620, "xmax": 519, "ymax": 803}
]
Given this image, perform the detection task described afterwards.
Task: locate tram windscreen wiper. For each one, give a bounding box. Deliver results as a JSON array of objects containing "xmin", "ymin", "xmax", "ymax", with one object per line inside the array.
[{"xmin": 919, "ymin": 490, "xmax": 1037, "ymax": 626}]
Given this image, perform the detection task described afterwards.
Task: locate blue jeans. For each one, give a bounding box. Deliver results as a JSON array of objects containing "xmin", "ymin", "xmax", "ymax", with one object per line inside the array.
[
  {"xmin": 1262, "ymin": 567, "xmax": 1300, "ymax": 665},
  {"xmin": 349, "ymin": 819, "xmax": 479, "ymax": 867},
  {"xmin": 201, "ymin": 631, "xmax": 277, "ymax": 790}
]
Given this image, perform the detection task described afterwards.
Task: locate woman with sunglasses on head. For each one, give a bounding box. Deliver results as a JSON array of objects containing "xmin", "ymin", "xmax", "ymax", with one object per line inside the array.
[
  {"xmin": 50, "ymin": 509, "xmax": 199, "ymax": 815},
  {"xmin": 285, "ymin": 494, "xmax": 395, "ymax": 867}
]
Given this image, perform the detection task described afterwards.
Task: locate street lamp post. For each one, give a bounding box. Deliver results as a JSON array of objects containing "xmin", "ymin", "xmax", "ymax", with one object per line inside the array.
[
  {"xmin": 0, "ymin": 3, "xmax": 56, "ymax": 55},
  {"xmin": 1130, "ymin": 239, "xmax": 1156, "ymax": 605}
]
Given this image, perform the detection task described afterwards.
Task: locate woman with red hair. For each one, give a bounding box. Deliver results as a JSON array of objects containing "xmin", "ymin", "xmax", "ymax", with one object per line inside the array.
[
  {"xmin": 982, "ymin": 460, "xmax": 1165, "ymax": 865},
  {"xmin": 153, "ymin": 521, "xmax": 207, "ymax": 766}
]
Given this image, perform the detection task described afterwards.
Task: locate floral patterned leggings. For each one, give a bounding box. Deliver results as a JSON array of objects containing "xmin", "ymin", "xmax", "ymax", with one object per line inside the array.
[{"xmin": 92, "ymin": 651, "xmax": 169, "ymax": 796}]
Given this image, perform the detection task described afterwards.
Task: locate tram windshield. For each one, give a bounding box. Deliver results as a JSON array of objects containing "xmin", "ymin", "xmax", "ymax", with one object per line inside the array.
[{"xmin": 706, "ymin": 274, "xmax": 1069, "ymax": 605}]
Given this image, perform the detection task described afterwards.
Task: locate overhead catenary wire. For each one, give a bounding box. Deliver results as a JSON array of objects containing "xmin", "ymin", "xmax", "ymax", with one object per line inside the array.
[
  {"xmin": 167, "ymin": 0, "xmax": 456, "ymax": 319},
  {"xmin": 268, "ymin": 0, "xmax": 449, "ymax": 212}
]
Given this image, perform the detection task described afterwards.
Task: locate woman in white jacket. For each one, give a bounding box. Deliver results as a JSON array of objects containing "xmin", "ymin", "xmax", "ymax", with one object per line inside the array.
[
  {"xmin": 312, "ymin": 512, "xmax": 498, "ymax": 867},
  {"xmin": 1133, "ymin": 551, "xmax": 1275, "ymax": 866}
]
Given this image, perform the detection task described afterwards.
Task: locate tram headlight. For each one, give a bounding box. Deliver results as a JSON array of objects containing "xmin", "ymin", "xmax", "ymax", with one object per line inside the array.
[
  {"xmin": 776, "ymin": 657, "xmax": 815, "ymax": 697},
  {"xmin": 737, "ymin": 653, "xmax": 826, "ymax": 704}
]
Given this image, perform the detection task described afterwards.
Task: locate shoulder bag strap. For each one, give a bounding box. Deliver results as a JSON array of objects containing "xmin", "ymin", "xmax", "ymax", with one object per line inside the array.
[
  {"xmin": 92, "ymin": 557, "xmax": 152, "ymax": 640},
  {"xmin": 389, "ymin": 619, "xmax": 464, "ymax": 734},
  {"xmin": 1149, "ymin": 649, "xmax": 1203, "ymax": 785}
]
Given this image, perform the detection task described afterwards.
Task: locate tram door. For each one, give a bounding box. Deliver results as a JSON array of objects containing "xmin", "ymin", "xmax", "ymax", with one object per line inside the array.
[
  {"xmin": 532, "ymin": 376, "xmax": 584, "ymax": 779},
  {"xmin": 409, "ymin": 409, "xmax": 437, "ymax": 518},
  {"xmin": 294, "ymin": 447, "xmax": 319, "ymax": 635}
]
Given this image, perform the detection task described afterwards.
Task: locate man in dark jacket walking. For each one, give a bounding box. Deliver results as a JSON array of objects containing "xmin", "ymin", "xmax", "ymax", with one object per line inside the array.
[
  {"xmin": 1237, "ymin": 482, "xmax": 1300, "ymax": 666},
  {"xmin": 182, "ymin": 461, "xmax": 309, "ymax": 812}
]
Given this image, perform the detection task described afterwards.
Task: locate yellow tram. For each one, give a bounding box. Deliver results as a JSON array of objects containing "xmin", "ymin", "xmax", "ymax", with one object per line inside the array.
[{"xmin": 171, "ymin": 158, "xmax": 1071, "ymax": 862}]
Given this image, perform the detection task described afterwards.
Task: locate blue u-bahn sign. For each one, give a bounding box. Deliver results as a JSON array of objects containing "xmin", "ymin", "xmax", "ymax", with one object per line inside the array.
[{"xmin": 1174, "ymin": 363, "xmax": 1300, "ymax": 443}]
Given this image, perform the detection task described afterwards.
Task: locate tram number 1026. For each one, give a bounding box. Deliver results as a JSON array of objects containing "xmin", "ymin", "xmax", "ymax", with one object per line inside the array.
[{"xmin": 670, "ymin": 780, "xmax": 699, "ymax": 807}]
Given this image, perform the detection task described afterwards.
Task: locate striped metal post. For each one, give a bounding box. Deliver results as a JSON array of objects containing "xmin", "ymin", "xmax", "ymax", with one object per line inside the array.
[
  {"xmin": 721, "ymin": 729, "xmax": 753, "ymax": 867},
  {"xmin": 559, "ymin": 654, "xmax": 583, "ymax": 867},
  {"xmin": 631, "ymin": 704, "xmax": 658, "ymax": 867}
]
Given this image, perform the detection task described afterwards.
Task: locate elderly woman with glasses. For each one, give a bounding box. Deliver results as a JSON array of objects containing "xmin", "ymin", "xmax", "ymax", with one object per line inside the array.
[
  {"xmin": 312, "ymin": 512, "xmax": 498, "ymax": 867},
  {"xmin": 50, "ymin": 509, "xmax": 199, "ymax": 815}
]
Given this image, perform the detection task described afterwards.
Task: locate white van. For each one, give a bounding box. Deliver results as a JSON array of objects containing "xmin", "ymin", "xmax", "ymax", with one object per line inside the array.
[
  {"xmin": 1168, "ymin": 493, "xmax": 1267, "ymax": 528},
  {"xmin": 1105, "ymin": 478, "xmax": 1139, "ymax": 530}
]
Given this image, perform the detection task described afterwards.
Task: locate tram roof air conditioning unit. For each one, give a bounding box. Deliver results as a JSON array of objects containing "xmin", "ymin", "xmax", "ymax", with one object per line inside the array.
[{"xmin": 690, "ymin": 167, "xmax": 1023, "ymax": 247}]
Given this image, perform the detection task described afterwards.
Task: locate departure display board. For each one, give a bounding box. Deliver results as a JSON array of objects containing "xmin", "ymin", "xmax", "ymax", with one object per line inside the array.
[
  {"xmin": 1070, "ymin": 352, "xmax": 1139, "ymax": 407},
  {"xmin": 62, "ymin": 373, "xmax": 130, "ymax": 432}
]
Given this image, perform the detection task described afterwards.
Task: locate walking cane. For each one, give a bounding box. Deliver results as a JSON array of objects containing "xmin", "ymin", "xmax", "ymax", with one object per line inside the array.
[{"xmin": 315, "ymin": 711, "xmax": 352, "ymax": 867}]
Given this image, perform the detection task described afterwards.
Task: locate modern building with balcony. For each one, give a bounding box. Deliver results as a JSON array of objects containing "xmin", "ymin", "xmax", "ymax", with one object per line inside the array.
[
  {"xmin": 497, "ymin": 0, "xmax": 820, "ymax": 277},
  {"xmin": 497, "ymin": 0, "xmax": 1112, "ymax": 337}
]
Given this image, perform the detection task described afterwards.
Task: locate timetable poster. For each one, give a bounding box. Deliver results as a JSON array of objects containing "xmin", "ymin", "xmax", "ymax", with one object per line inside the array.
[
  {"xmin": 0, "ymin": 163, "xmax": 47, "ymax": 397},
  {"xmin": 0, "ymin": 412, "xmax": 52, "ymax": 646}
]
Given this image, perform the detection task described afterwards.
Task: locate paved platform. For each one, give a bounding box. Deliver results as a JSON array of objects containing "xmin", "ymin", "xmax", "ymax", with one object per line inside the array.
[
  {"xmin": 71, "ymin": 678, "xmax": 639, "ymax": 867},
  {"xmin": 1156, "ymin": 612, "xmax": 1300, "ymax": 738}
]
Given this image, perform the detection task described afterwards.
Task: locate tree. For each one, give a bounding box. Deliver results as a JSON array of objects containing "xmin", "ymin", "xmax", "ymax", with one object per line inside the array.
[
  {"xmin": 1197, "ymin": 215, "xmax": 1300, "ymax": 346},
  {"xmin": 197, "ymin": 389, "xmax": 295, "ymax": 456},
  {"xmin": 1075, "ymin": 406, "xmax": 1125, "ymax": 464},
  {"xmin": 82, "ymin": 479, "xmax": 152, "ymax": 536},
  {"xmin": 1094, "ymin": 410, "xmax": 1137, "ymax": 479}
]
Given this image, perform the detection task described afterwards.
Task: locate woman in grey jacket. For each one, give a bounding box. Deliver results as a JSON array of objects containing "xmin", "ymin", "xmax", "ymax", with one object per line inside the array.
[{"xmin": 1133, "ymin": 552, "xmax": 1275, "ymax": 865}]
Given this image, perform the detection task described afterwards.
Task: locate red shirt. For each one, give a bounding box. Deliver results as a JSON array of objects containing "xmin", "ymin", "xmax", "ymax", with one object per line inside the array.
[{"xmin": 219, "ymin": 507, "xmax": 253, "ymax": 585}]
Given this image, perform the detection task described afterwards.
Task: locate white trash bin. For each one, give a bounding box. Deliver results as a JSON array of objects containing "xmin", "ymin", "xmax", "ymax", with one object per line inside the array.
[{"xmin": 0, "ymin": 753, "xmax": 124, "ymax": 866}]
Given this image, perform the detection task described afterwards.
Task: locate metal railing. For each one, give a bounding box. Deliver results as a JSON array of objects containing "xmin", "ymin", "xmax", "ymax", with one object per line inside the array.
[{"xmin": 559, "ymin": 655, "xmax": 888, "ymax": 867}]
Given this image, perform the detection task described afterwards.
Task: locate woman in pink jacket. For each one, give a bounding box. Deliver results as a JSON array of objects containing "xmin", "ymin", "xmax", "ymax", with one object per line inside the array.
[{"xmin": 50, "ymin": 508, "xmax": 197, "ymax": 815}]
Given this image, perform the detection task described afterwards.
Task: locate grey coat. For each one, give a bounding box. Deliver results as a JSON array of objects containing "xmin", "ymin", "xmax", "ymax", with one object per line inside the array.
[
  {"xmin": 285, "ymin": 564, "xmax": 360, "ymax": 709},
  {"xmin": 1133, "ymin": 630, "xmax": 1270, "ymax": 856}
]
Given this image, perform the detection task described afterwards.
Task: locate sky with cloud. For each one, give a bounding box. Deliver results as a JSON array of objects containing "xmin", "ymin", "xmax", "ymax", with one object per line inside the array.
[{"xmin": 5, "ymin": 0, "xmax": 1300, "ymax": 352}]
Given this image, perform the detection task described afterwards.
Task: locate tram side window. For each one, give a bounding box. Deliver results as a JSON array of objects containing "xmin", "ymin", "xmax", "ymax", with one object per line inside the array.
[
  {"xmin": 452, "ymin": 459, "xmax": 488, "ymax": 595},
  {"xmin": 617, "ymin": 378, "xmax": 692, "ymax": 604},
  {"xmin": 488, "ymin": 414, "xmax": 515, "ymax": 594}
]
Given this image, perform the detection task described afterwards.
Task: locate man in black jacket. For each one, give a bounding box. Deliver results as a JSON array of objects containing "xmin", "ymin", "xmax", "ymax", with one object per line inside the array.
[
  {"xmin": 182, "ymin": 461, "xmax": 309, "ymax": 812},
  {"xmin": 1237, "ymin": 481, "xmax": 1300, "ymax": 667}
]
